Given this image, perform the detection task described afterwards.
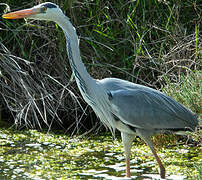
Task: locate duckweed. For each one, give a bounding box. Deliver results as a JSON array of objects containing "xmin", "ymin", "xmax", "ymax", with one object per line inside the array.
[{"xmin": 0, "ymin": 128, "xmax": 201, "ymax": 179}]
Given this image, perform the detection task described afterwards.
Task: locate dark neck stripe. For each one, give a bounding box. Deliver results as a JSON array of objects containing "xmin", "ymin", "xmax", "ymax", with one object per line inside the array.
[{"xmin": 64, "ymin": 33, "xmax": 96, "ymax": 105}]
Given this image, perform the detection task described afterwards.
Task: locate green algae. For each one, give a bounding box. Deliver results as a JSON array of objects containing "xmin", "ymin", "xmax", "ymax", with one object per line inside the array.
[{"xmin": 0, "ymin": 128, "xmax": 201, "ymax": 179}]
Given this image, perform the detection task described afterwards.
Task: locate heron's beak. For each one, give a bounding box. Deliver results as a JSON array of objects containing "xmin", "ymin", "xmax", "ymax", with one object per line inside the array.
[{"xmin": 2, "ymin": 7, "xmax": 40, "ymax": 19}]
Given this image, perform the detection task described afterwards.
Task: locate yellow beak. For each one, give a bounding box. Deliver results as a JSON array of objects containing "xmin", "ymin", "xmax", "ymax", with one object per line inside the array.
[{"xmin": 2, "ymin": 8, "xmax": 40, "ymax": 19}]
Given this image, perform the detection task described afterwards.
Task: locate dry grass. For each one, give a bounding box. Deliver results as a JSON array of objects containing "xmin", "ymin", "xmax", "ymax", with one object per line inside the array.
[
  {"xmin": 0, "ymin": 42, "xmax": 91, "ymax": 133},
  {"xmin": 0, "ymin": 0, "xmax": 201, "ymax": 132}
]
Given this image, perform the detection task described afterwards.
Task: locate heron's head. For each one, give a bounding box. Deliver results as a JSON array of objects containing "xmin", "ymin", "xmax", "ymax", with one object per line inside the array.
[{"xmin": 2, "ymin": 2, "xmax": 64, "ymax": 22}]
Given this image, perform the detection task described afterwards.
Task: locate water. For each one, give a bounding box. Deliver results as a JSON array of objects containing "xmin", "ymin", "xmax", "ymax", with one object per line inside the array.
[{"xmin": 0, "ymin": 129, "xmax": 200, "ymax": 179}]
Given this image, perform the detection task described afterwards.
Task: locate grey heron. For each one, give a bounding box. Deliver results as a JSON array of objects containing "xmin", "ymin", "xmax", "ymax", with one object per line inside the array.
[{"xmin": 2, "ymin": 2, "xmax": 198, "ymax": 179}]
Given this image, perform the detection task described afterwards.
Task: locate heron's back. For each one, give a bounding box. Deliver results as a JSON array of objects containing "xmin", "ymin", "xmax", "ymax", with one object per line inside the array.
[{"xmin": 99, "ymin": 78, "xmax": 198, "ymax": 131}]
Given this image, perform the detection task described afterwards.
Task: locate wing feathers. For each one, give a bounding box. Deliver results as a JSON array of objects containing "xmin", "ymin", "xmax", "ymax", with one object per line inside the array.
[{"xmin": 110, "ymin": 89, "xmax": 197, "ymax": 130}]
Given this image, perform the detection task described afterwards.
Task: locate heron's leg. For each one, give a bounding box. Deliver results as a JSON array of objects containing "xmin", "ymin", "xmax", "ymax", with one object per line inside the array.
[
  {"xmin": 121, "ymin": 132, "xmax": 134, "ymax": 178},
  {"xmin": 147, "ymin": 143, "xmax": 166, "ymax": 179},
  {"xmin": 137, "ymin": 131, "xmax": 166, "ymax": 179}
]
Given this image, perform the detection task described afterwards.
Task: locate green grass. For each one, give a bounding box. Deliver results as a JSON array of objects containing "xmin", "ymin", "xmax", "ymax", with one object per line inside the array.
[
  {"xmin": 0, "ymin": 0, "xmax": 201, "ymax": 130},
  {"xmin": 162, "ymin": 71, "xmax": 201, "ymax": 119}
]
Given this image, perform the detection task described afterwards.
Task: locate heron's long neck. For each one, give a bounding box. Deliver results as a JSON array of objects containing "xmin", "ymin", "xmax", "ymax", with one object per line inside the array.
[
  {"xmin": 57, "ymin": 16, "xmax": 116, "ymax": 132},
  {"xmin": 57, "ymin": 16, "xmax": 94, "ymax": 98}
]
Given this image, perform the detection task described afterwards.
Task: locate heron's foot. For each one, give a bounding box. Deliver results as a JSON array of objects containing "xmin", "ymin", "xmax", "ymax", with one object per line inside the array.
[
  {"xmin": 125, "ymin": 156, "xmax": 131, "ymax": 178},
  {"xmin": 159, "ymin": 166, "xmax": 166, "ymax": 179},
  {"xmin": 126, "ymin": 164, "xmax": 131, "ymax": 178},
  {"xmin": 126, "ymin": 172, "xmax": 131, "ymax": 178}
]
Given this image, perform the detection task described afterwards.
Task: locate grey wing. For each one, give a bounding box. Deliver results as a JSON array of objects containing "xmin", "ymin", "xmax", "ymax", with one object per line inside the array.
[{"xmin": 109, "ymin": 89, "xmax": 198, "ymax": 130}]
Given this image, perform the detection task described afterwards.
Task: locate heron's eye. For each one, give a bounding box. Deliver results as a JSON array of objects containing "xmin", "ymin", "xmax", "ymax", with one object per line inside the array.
[{"xmin": 40, "ymin": 6, "xmax": 47, "ymax": 13}]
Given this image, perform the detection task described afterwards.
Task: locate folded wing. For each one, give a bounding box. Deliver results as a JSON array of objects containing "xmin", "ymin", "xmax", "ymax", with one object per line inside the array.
[{"xmin": 109, "ymin": 88, "xmax": 197, "ymax": 131}]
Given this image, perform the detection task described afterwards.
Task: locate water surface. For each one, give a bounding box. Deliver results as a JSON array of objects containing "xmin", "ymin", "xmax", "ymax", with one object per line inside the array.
[{"xmin": 0, "ymin": 128, "xmax": 200, "ymax": 179}]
